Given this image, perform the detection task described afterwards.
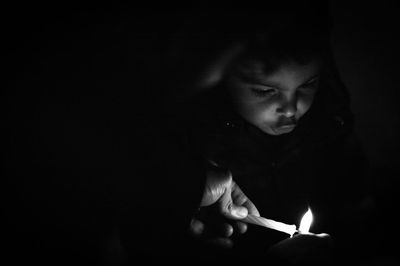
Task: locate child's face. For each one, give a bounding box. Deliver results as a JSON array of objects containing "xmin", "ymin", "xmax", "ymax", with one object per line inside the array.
[{"xmin": 226, "ymin": 59, "xmax": 321, "ymax": 135}]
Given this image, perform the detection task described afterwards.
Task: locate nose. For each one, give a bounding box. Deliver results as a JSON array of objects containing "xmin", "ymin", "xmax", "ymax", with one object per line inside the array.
[{"xmin": 276, "ymin": 95, "xmax": 297, "ymax": 118}]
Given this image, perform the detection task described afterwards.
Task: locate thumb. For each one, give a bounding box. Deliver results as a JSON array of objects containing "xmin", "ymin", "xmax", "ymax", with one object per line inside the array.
[{"xmin": 218, "ymin": 185, "xmax": 248, "ymax": 220}]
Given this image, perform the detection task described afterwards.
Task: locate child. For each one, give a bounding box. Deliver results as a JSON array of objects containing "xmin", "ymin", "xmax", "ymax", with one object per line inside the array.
[{"xmin": 172, "ymin": 2, "xmax": 373, "ymax": 265}]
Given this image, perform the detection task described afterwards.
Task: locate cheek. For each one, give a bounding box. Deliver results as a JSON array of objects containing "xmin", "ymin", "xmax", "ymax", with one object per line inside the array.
[
  {"xmin": 239, "ymin": 100, "xmax": 277, "ymax": 124},
  {"xmin": 254, "ymin": 102, "xmax": 277, "ymax": 121},
  {"xmin": 229, "ymin": 85, "xmax": 277, "ymax": 124},
  {"xmin": 297, "ymin": 94, "xmax": 315, "ymax": 116}
]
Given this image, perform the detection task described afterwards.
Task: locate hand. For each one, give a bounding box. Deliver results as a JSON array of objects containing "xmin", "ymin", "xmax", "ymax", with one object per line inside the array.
[
  {"xmin": 267, "ymin": 233, "xmax": 334, "ymax": 266},
  {"xmin": 189, "ymin": 161, "xmax": 260, "ymax": 248}
]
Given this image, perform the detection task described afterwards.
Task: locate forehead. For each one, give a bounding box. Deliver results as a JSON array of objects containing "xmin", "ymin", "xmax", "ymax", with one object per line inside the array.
[{"xmin": 233, "ymin": 59, "xmax": 321, "ymax": 86}]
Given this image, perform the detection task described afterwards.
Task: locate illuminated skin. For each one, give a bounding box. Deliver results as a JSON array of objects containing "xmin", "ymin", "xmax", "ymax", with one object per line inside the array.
[{"xmin": 226, "ymin": 59, "xmax": 321, "ymax": 135}]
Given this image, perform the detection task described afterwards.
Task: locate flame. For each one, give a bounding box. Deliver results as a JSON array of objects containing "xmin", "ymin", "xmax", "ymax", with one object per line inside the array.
[{"xmin": 299, "ymin": 208, "xmax": 313, "ymax": 233}]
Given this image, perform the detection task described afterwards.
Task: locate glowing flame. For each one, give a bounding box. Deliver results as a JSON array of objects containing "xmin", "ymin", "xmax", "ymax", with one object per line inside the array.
[{"xmin": 299, "ymin": 208, "xmax": 313, "ymax": 233}]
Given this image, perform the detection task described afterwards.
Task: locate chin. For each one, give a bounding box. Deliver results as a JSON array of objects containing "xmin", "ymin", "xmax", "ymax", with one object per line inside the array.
[{"xmin": 265, "ymin": 130, "xmax": 281, "ymax": 136}]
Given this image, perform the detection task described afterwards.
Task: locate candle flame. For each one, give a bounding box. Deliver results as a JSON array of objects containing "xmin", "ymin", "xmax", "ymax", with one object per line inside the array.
[{"xmin": 299, "ymin": 208, "xmax": 313, "ymax": 233}]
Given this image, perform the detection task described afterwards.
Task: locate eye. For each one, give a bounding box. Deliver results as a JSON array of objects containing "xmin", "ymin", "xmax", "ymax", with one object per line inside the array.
[
  {"xmin": 250, "ymin": 87, "xmax": 278, "ymax": 98},
  {"xmin": 299, "ymin": 79, "xmax": 319, "ymax": 93}
]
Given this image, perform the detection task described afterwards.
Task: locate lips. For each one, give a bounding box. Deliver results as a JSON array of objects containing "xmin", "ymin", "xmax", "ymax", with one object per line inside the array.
[
  {"xmin": 277, "ymin": 124, "xmax": 296, "ymax": 129},
  {"xmin": 274, "ymin": 124, "xmax": 296, "ymax": 133},
  {"xmin": 276, "ymin": 117, "xmax": 297, "ymax": 128},
  {"xmin": 272, "ymin": 117, "xmax": 297, "ymax": 134}
]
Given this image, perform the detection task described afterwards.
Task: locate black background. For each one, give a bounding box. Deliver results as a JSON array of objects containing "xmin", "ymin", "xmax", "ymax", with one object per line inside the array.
[{"xmin": 2, "ymin": 1, "xmax": 400, "ymax": 265}]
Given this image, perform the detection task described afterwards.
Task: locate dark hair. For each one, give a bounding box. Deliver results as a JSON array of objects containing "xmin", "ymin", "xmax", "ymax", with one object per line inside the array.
[
  {"xmin": 223, "ymin": 1, "xmax": 333, "ymax": 75},
  {"xmin": 166, "ymin": 1, "xmax": 334, "ymax": 95}
]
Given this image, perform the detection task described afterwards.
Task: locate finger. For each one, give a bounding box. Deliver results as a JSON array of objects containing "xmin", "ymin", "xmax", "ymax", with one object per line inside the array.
[
  {"xmin": 203, "ymin": 220, "xmax": 234, "ymax": 238},
  {"xmin": 234, "ymin": 221, "xmax": 248, "ymax": 234},
  {"xmin": 194, "ymin": 42, "xmax": 245, "ymax": 91},
  {"xmin": 218, "ymin": 184, "xmax": 248, "ymax": 220},
  {"xmin": 316, "ymin": 233, "xmax": 331, "ymax": 239},
  {"xmin": 206, "ymin": 237, "xmax": 234, "ymax": 249},
  {"xmin": 242, "ymin": 197, "xmax": 260, "ymax": 217},
  {"xmin": 189, "ymin": 218, "xmax": 205, "ymax": 237},
  {"xmin": 231, "ymin": 181, "xmax": 261, "ymax": 217},
  {"xmin": 201, "ymin": 165, "xmax": 232, "ymax": 207},
  {"xmin": 221, "ymin": 223, "xmax": 234, "ymax": 238}
]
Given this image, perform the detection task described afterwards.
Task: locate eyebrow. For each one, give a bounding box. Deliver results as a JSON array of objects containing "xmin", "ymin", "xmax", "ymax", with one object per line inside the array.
[{"xmin": 238, "ymin": 72, "xmax": 319, "ymax": 90}]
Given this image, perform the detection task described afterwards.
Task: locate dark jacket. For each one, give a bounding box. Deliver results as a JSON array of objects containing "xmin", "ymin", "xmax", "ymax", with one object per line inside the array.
[{"xmin": 179, "ymin": 59, "xmax": 370, "ymax": 263}]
